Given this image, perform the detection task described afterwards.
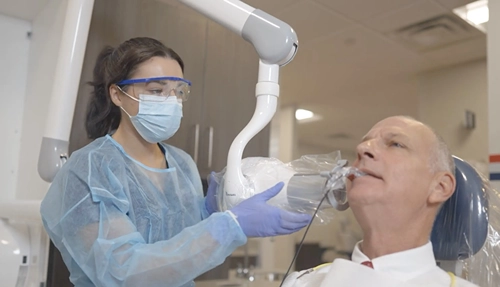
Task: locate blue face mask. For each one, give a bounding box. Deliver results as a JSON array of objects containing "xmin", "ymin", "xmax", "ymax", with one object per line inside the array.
[{"xmin": 121, "ymin": 94, "xmax": 183, "ymax": 143}]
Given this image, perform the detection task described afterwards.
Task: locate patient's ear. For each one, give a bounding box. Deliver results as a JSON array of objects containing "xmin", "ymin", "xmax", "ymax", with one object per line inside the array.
[{"xmin": 428, "ymin": 171, "xmax": 455, "ymax": 205}]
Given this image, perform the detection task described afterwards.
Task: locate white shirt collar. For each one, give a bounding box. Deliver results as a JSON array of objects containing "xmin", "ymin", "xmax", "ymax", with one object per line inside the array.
[{"xmin": 351, "ymin": 241, "xmax": 438, "ymax": 281}]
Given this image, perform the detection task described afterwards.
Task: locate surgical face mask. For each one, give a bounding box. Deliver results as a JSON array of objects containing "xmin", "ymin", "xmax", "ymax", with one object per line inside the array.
[{"xmin": 121, "ymin": 94, "xmax": 183, "ymax": 143}]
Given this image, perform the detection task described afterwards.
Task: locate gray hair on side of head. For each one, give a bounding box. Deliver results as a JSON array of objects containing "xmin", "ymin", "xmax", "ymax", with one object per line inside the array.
[
  {"xmin": 429, "ymin": 132, "xmax": 455, "ymax": 174},
  {"xmin": 394, "ymin": 115, "xmax": 455, "ymax": 175}
]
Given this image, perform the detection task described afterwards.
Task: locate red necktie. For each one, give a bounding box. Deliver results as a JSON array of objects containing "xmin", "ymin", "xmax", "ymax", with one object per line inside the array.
[{"xmin": 361, "ymin": 261, "xmax": 374, "ymax": 268}]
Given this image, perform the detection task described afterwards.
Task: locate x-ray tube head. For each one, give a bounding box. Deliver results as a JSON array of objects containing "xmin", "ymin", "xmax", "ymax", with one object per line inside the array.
[{"xmin": 214, "ymin": 154, "xmax": 367, "ymax": 223}]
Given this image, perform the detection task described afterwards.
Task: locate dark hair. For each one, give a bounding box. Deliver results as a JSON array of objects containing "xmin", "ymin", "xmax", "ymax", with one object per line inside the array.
[{"xmin": 85, "ymin": 37, "xmax": 184, "ymax": 139}]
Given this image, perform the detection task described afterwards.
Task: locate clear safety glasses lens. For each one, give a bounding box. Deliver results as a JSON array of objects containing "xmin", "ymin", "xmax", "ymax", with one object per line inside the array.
[{"xmin": 117, "ymin": 77, "xmax": 192, "ymax": 102}]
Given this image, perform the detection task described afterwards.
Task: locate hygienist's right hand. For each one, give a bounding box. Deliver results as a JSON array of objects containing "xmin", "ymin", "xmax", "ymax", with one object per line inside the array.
[{"xmin": 229, "ymin": 182, "xmax": 312, "ymax": 237}]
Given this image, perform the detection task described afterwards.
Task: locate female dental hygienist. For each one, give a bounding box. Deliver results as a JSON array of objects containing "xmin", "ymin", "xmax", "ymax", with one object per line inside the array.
[{"xmin": 40, "ymin": 37, "xmax": 311, "ymax": 287}]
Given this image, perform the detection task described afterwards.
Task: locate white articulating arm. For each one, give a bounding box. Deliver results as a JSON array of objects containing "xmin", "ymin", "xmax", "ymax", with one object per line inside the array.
[
  {"xmin": 178, "ymin": 0, "xmax": 298, "ymax": 65},
  {"xmin": 37, "ymin": 0, "xmax": 95, "ymax": 182},
  {"xmin": 179, "ymin": 0, "xmax": 299, "ymax": 209}
]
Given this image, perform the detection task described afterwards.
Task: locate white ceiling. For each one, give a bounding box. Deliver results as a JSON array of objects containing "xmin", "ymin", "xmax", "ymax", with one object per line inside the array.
[
  {"xmin": 0, "ymin": 0, "xmax": 487, "ymax": 157},
  {"xmin": 0, "ymin": 0, "xmax": 49, "ymax": 21}
]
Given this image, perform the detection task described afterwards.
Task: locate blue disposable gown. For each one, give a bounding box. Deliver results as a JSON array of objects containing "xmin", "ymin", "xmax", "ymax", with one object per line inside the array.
[{"xmin": 40, "ymin": 135, "xmax": 247, "ymax": 287}]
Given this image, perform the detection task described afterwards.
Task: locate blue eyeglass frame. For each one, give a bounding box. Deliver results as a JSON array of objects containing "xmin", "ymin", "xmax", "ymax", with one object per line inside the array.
[{"xmin": 117, "ymin": 76, "xmax": 192, "ymax": 86}]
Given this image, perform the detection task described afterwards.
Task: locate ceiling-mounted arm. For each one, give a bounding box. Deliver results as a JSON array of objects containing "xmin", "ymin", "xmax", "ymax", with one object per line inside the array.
[
  {"xmin": 178, "ymin": 0, "xmax": 298, "ymax": 65},
  {"xmin": 179, "ymin": 0, "xmax": 299, "ymax": 210},
  {"xmin": 38, "ymin": 0, "xmax": 95, "ymax": 182}
]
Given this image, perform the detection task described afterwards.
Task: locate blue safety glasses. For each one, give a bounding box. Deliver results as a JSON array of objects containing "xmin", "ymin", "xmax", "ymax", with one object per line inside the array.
[{"xmin": 117, "ymin": 76, "xmax": 192, "ymax": 102}]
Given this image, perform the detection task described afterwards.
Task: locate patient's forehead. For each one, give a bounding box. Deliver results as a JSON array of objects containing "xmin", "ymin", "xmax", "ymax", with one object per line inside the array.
[{"xmin": 368, "ymin": 117, "xmax": 435, "ymax": 150}]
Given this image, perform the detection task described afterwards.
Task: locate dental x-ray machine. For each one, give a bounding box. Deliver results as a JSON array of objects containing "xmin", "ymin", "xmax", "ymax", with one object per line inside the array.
[
  {"xmin": 7, "ymin": 1, "xmax": 348, "ymax": 286},
  {"xmin": 38, "ymin": 0, "xmax": 353, "ymax": 214}
]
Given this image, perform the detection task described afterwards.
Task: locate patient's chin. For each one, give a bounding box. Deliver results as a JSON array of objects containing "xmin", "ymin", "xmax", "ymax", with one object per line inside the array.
[
  {"xmin": 345, "ymin": 178, "xmax": 353, "ymax": 191},
  {"xmin": 347, "ymin": 184, "xmax": 382, "ymax": 205}
]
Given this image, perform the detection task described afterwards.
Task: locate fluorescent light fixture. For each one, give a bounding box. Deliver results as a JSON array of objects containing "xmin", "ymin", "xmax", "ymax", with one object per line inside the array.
[
  {"xmin": 467, "ymin": 4, "xmax": 489, "ymax": 25},
  {"xmin": 295, "ymin": 109, "xmax": 314, "ymax": 120},
  {"xmin": 453, "ymin": 0, "xmax": 488, "ymax": 32}
]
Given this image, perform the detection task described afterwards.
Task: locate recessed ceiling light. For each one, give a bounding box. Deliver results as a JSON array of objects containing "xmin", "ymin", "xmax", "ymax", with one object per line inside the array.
[
  {"xmin": 467, "ymin": 4, "xmax": 489, "ymax": 25},
  {"xmin": 295, "ymin": 109, "xmax": 322, "ymax": 123},
  {"xmin": 453, "ymin": 0, "xmax": 488, "ymax": 32},
  {"xmin": 295, "ymin": 109, "xmax": 314, "ymax": 120}
]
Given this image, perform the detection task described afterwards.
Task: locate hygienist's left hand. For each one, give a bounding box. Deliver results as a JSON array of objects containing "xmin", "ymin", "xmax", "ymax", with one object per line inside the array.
[{"xmin": 205, "ymin": 172, "xmax": 218, "ymax": 215}]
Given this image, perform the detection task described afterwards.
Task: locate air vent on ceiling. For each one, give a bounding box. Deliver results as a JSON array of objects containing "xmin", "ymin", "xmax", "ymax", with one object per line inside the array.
[{"xmin": 389, "ymin": 14, "xmax": 482, "ymax": 52}]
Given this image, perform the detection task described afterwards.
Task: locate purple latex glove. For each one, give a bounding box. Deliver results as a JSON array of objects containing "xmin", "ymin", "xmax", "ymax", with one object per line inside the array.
[
  {"xmin": 205, "ymin": 172, "xmax": 218, "ymax": 215},
  {"xmin": 230, "ymin": 182, "xmax": 312, "ymax": 237}
]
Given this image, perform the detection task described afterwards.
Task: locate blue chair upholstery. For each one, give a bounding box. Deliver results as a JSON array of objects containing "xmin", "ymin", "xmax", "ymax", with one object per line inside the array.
[{"xmin": 431, "ymin": 156, "xmax": 489, "ymax": 261}]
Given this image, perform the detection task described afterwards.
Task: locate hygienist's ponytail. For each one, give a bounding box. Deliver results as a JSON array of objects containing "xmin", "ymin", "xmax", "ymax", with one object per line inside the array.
[{"xmin": 86, "ymin": 46, "xmax": 120, "ymax": 139}]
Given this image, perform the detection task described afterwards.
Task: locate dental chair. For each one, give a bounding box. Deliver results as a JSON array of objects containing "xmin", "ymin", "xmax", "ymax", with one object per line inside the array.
[{"xmin": 430, "ymin": 156, "xmax": 489, "ymax": 275}]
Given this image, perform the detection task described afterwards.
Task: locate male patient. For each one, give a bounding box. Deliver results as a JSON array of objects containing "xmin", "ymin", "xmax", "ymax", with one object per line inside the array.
[{"xmin": 283, "ymin": 116, "xmax": 478, "ymax": 287}]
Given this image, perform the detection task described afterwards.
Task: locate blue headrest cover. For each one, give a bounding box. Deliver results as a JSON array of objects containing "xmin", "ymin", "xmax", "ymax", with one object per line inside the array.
[{"xmin": 431, "ymin": 156, "xmax": 488, "ymax": 260}]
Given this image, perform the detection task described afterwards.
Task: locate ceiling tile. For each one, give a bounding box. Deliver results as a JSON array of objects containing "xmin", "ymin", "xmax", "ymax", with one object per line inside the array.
[
  {"xmin": 156, "ymin": 0, "xmax": 299, "ymax": 15},
  {"xmin": 362, "ymin": 0, "xmax": 449, "ymax": 33},
  {"xmin": 433, "ymin": 0, "xmax": 478, "ymax": 10},
  {"xmin": 306, "ymin": 27, "xmax": 420, "ymax": 78},
  {"xmin": 314, "ymin": 0, "xmax": 418, "ymax": 22},
  {"xmin": 0, "ymin": 0, "xmax": 50, "ymax": 21},
  {"xmin": 275, "ymin": 0, "xmax": 354, "ymax": 44},
  {"xmin": 420, "ymin": 35, "xmax": 486, "ymax": 71},
  {"xmin": 245, "ymin": 0, "xmax": 301, "ymax": 15}
]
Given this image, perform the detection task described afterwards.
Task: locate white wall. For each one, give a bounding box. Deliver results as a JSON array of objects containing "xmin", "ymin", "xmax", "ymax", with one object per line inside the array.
[
  {"xmin": 264, "ymin": 105, "xmax": 301, "ymax": 271},
  {"xmin": 489, "ymin": 0, "xmax": 500, "ymax": 191},
  {"xmin": 271, "ymin": 105, "xmax": 299, "ymax": 162},
  {"xmin": 0, "ymin": 13, "xmax": 31, "ymax": 202},
  {"xmin": 16, "ymin": 0, "xmax": 67, "ymax": 200},
  {"xmin": 484, "ymin": 2, "xmax": 500, "ymax": 287},
  {"xmin": 0, "ymin": 3, "xmax": 65, "ymax": 286},
  {"xmin": 418, "ymin": 59, "xmax": 488, "ymax": 175}
]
